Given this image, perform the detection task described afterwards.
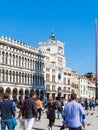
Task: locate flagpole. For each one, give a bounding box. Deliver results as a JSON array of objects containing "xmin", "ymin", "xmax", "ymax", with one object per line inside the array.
[{"xmin": 95, "ymin": 19, "xmax": 98, "ymax": 103}]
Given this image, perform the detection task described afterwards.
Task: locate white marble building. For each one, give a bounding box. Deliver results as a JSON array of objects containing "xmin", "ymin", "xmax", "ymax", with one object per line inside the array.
[
  {"xmin": 88, "ymin": 81, "xmax": 95, "ymax": 98},
  {"xmin": 0, "ymin": 36, "xmax": 45, "ymax": 100},
  {"xmin": 78, "ymin": 76, "xmax": 95, "ymax": 99},
  {"xmin": 38, "ymin": 32, "xmax": 71, "ymax": 99}
]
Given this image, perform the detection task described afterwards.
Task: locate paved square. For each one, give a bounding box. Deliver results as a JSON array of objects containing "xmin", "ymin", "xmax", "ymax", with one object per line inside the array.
[
  {"xmin": 14, "ymin": 107, "xmax": 98, "ymax": 130},
  {"xmin": 0, "ymin": 107, "xmax": 98, "ymax": 130}
]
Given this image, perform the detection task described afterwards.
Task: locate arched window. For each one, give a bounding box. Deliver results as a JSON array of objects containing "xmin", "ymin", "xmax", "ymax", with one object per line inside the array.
[
  {"xmin": 28, "ymin": 74, "xmax": 29, "ymax": 84},
  {"xmin": 25, "ymin": 58, "xmax": 27, "ymax": 68},
  {"xmin": 13, "ymin": 71, "xmax": 15, "ymax": 82},
  {"xmin": 9, "ymin": 53, "xmax": 11, "ymax": 65},
  {"xmin": 35, "ymin": 61, "xmax": 38, "ymax": 71},
  {"xmin": 9, "ymin": 71, "xmax": 12, "ymax": 82},
  {"xmin": 35, "ymin": 75, "xmax": 37, "ymax": 85},
  {"xmin": 2, "ymin": 52, "xmax": 4, "ymax": 63},
  {"xmin": 30, "ymin": 74, "xmax": 32, "ymax": 84},
  {"xmin": 16, "ymin": 55, "xmax": 18, "ymax": 66},
  {"xmin": 33, "ymin": 60, "xmax": 35, "ymax": 70},
  {"xmin": 2, "ymin": 69, "xmax": 5, "ymax": 81},
  {"xmin": 22, "ymin": 73, "xmax": 24, "ymax": 84},
  {"xmin": 13, "ymin": 54, "xmax": 15, "ymax": 66},
  {"xmin": 28, "ymin": 59, "xmax": 29, "ymax": 69},
  {"xmin": 38, "ymin": 61, "xmax": 39, "ymax": 71},
  {"xmin": 40, "ymin": 76, "xmax": 42, "ymax": 85},
  {"xmin": 40, "ymin": 62, "xmax": 41, "ymax": 71},
  {"xmin": 19, "ymin": 72, "xmax": 21, "ymax": 83},
  {"xmin": 30, "ymin": 59, "xmax": 32, "ymax": 69},
  {"xmin": 5, "ymin": 53, "xmax": 8, "ymax": 64},
  {"xmin": 25, "ymin": 73, "xmax": 27, "ymax": 84},
  {"xmin": 19, "ymin": 56, "xmax": 21, "ymax": 67},
  {"xmin": 16, "ymin": 72, "xmax": 18, "ymax": 83},
  {"xmin": 22, "ymin": 57, "xmax": 24, "ymax": 68},
  {"xmin": 33, "ymin": 75, "xmax": 35, "ymax": 85},
  {"xmin": 6, "ymin": 70, "xmax": 8, "ymax": 82}
]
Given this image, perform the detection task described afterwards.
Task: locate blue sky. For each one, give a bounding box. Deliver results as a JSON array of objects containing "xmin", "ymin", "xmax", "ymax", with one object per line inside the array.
[{"xmin": 0, "ymin": 0, "xmax": 97, "ymax": 75}]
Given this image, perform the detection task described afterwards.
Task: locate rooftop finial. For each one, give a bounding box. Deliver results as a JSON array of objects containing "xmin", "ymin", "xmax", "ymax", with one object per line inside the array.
[{"xmin": 50, "ymin": 32, "xmax": 55, "ymax": 40}]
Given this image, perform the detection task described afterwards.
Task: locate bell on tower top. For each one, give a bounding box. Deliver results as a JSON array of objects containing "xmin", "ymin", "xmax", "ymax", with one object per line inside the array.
[{"xmin": 50, "ymin": 32, "xmax": 55, "ymax": 40}]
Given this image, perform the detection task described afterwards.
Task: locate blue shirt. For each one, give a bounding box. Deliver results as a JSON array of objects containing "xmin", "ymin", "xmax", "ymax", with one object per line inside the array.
[
  {"xmin": 0, "ymin": 99, "xmax": 15, "ymax": 120},
  {"xmin": 63, "ymin": 100, "xmax": 86, "ymax": 128}
]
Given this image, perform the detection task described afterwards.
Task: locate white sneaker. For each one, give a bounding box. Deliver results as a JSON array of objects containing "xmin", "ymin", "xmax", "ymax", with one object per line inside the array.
[{"xmin": 48, "ymin": 126, "xmax": 52, "ymax": 130}]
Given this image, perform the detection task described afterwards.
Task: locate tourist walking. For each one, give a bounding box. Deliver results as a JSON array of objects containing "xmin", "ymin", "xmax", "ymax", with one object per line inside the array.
[
  {"xmin": 57, "ymin": 98, "xmax": 63, "ymax": 119},
  {"xmin": 0, "ymin": 92, "xmax": 15, "ymax": 130},
  {"xmin": 36, "ymin": 98, "xmax": 42, "ymax": 121},
  {"xmin": 92, "ymin": 97, "xmax": 96, "ymax": 111},
  {"xmin": 63, "ymin": 93, "xmax": 86, "ymax": 130},
  {"xmin": 85, "ymin": 98, "xmax": 89, "ymax": 111},
  {"xmin": 47, "ymin": 97, "xmax": 57, "ymax": 130},
  {"xmin": 23, "ymin": 91, "xmax": 37, "ymax": 130},
  {"xmin": 17, "ymin": 98, "xmax": 26, "ymax": 130},
  {"xmin": 17, "ymin": 92, "xmax": 37, "ymax": 130}
]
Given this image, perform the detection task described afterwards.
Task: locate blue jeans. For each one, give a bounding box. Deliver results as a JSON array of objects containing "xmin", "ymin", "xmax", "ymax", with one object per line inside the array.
[
  {"xmin": 69, "ymin": 126, "xmax": 82, "ymax": 130},
  {"xmin": 58, "ymin": 109, "xmax": 63, "ymax": 119},
  {"xmin": 1, "ymin": 118, "xmax": 13, "ymax": 130}
]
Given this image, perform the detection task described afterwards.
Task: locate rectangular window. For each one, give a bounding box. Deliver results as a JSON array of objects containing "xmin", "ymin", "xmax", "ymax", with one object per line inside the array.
[
  {"xmin": 68, "ymin": 79, "xmax": 70, "ymax": 85},
  {"xmin": 52, "ymin": 85, "xmax": 55, "ymax": 91},
  {"xmin": 52, "ymin": 69, "xmax": 55, "ymax": 73},
  {"xmin": 68, "ymin": 73, "xmax": 71, "ymax": 76},
  {"xmin": 46, "ymin": 85, "xmax": 50, "ymax": 91},
  {"xmin": 46, "ymin": 74, "xmax": 50, "ymax": 81},
  {"xmin": 63, "ymin": 77, "xmax": 66, "ymax": 84},
  {"xmin": 46, "ymin": 68, "xmax": 50, "ymax": 72},
  {"xmin": 52, "ymin": 75, "xmax": 55, "ymax": 82}
]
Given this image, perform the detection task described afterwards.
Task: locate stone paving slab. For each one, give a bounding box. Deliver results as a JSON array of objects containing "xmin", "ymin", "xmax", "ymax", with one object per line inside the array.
[{"xmin": 0, "ymin": 107, "xmax": 98, "ymax": 130}]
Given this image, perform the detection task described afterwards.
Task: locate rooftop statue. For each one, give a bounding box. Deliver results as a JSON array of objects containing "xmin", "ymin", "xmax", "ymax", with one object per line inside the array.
[{"xmin": 50, "ymin": 32, "xmax": 55, "ymax": 40}]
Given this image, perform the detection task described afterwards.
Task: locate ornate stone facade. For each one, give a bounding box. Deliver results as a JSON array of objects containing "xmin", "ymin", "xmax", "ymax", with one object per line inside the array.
[
  {"xmin": 0, "ymin": 36, "xmax": 45, "ymax": 100},
  {"xmin": 38, "ymin": 33, "xmax": 71, "ymax": 99}
]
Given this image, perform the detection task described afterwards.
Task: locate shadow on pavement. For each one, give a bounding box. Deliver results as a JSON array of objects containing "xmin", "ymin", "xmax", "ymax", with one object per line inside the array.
[
  {"xmin": 33, "ymin": 128, "xmax": 46, "ymax": 130},
  {"xmin": 53, "ymin": 124, "xmax": 61, "ymax": 128}
]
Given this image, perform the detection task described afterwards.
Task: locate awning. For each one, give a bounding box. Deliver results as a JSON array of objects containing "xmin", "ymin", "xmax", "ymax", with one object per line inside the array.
[{"xmin": 58, "ymin": 89, "xmax": 71, "ymax": 94}]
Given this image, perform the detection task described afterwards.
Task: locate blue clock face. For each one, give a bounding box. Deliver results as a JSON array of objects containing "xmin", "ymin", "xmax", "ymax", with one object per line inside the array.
[{"xmin": 58, "ymin": 73, "xmax": 61, "ymax": 80}]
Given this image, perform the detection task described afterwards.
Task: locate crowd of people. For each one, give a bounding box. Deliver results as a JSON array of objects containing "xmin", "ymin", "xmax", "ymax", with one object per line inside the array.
[{"xmin": 0, "ymin": 92, "xmax": 96, "ymax": 130}]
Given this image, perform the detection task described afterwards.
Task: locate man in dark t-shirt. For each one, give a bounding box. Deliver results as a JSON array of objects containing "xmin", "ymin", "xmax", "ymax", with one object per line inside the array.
[{"xmin": 0, "ymin": 92, "xmax": 15, "ymax": 130}]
